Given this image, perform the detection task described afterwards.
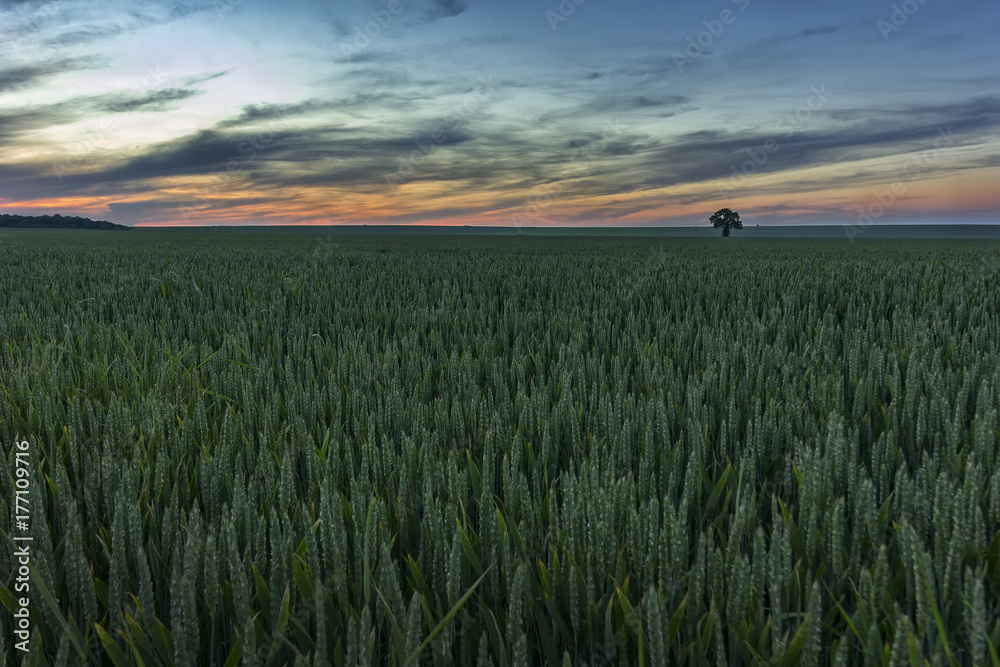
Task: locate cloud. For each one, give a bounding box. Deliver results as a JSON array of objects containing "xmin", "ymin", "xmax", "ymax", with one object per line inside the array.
[
  {"xmin": 0, "ymin": 101, "xmax": 86, "ymax": 142},
  {"xmin": 87, "ymin": 129, "xmax": 247, "ymax": 182},
  {"xmin": 182, "ymin": 70, "xmax": 231, "ymax": 87},
  {"xmin": 102, "ymin": 88, "xmax": 203, "ymax": 113},
  {"xmin": 4, "ymin": 0, "xmax": 206, "ymax": 50},
  {"xmin": 0, "ymin": 57, "xmax": 99, "ymax": 93},
  {"xmin": 425, "ymin": 0, "xmax": 467, "ymax": 19},
  {"xmin": 40, "ymin": 113, "xmax": 482, "ymax": 193},
  {"xmin": 215, "ymin": 99, "xmax": 334, "ymax": 128},
  {"xmin": 633, "ymin": 97, "xmax": 1000, "ymax": 190},
  {"xmin": 0, "ymin": 87, "xmax": 207, "ymax": 146},
  {"xmin": 3, "ymin": 0, "xmax": 998, "ymax": 228},
  {"xmin": 7, "ymin": 90, "xmax": 997, "ymax": 209}
]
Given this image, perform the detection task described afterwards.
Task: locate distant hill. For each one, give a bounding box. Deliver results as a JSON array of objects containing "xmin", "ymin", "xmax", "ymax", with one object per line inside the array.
[{"xmin": 0, "ymin": 214, "xmax": 129, "ymax": 230}]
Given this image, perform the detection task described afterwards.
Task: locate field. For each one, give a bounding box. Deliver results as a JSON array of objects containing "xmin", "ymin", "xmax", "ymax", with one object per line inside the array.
[{"xmin": 2, "ymin": 231, "xmax": 999, "ymax": 666}]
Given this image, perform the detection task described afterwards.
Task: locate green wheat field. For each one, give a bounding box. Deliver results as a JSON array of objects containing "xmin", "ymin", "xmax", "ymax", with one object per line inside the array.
[{"xmin": 2, "ymin": 230, "xmax": 999, "ymax": 666}]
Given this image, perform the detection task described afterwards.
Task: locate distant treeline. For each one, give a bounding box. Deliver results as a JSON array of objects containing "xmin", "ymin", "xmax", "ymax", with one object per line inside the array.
[{"xmin": 0, "ymin": 214, "xmax": 129, "ymax": 230}]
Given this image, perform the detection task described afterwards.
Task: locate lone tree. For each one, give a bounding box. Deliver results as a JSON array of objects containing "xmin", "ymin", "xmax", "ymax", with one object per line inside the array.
[{"xmin": 710, "ymin": 208, "xmax": 742, "ymax": 237}]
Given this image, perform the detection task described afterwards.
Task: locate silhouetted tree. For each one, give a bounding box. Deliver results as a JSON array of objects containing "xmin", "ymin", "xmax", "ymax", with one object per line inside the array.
[{"xmin": 710, "ymin": 208, "xmax": 742, "ymax": 237}]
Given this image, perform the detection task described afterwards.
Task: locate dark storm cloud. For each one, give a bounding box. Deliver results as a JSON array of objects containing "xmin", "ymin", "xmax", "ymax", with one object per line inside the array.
[
  {"xmin": 424, "ymin": 95, "xmax": 1000, "ymax": 210},
  {"xmin": 0, "ymin": 100, "xmax": 84, "ymax": 141},
  {"xmin": 102, "ymin": 88, "xmax": 203, "ymax": 113},
  {"xmin": 211, "ymin": 91, "xmax": 426, "ymax": 133},
  {"xmin": 215, "ymin": 99, "xmax": 336, "ymax": 128},
  {"xmin": 8, "ymin": 89, "xmax": 997, "ymax": 207},
  {"xmin": 86, "ymin": 129, "xmax": 248, "ymax": 182},
  {"xmin": 0, "ymin": 87, "xmax": 205, "ymax": 146},
  {"xmin": 0, "ymin": 57, "xmax": 98, "ymax": 92},
  {"xmin": 41, "ymin": 114, "xmax": 481, "ymax": 194},
  {"xmin": 635, "ymin": 97, "xmax": 1000, "ymax": 189}
]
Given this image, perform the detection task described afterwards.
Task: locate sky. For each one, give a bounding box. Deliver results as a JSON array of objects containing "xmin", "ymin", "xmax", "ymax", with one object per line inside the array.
[{"xmin": 0, "ymin": 0, "xmax": 998, "ymax": 227}]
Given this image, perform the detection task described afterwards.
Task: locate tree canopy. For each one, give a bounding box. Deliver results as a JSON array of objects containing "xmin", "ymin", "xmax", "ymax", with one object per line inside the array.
[{"xmin": 710, "ymin": 208, "xmax": 742, "ymax": 237}]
